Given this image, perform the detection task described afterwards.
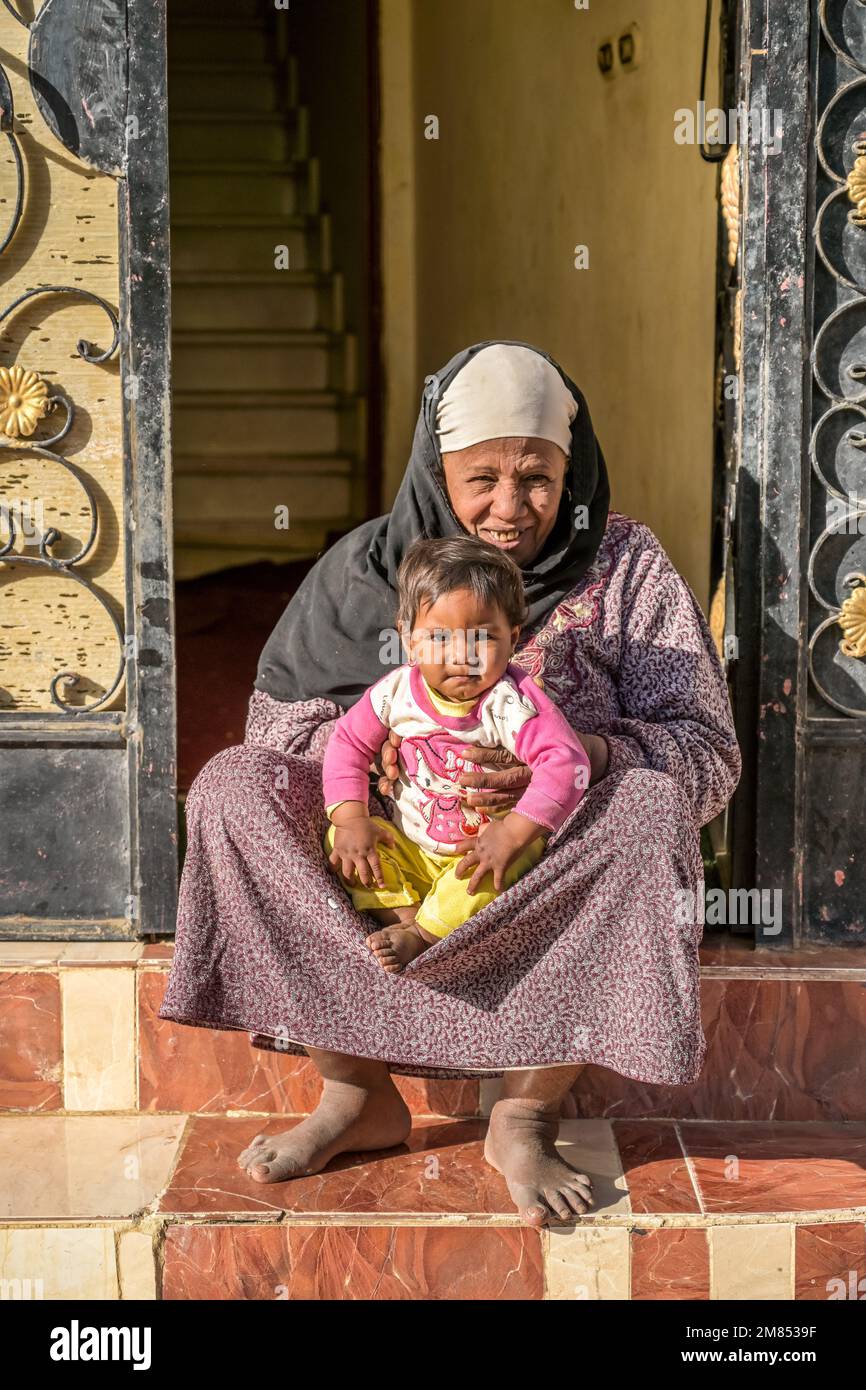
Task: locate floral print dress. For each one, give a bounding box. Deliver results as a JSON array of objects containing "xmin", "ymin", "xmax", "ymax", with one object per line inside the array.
[{"xmin": 159, "ymin": 513, "xmax": 741, "ymax": 1084}]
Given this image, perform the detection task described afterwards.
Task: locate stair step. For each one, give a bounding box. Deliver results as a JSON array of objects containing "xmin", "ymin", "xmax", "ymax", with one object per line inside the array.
[
  {"xmin": 172, "ymin": 329, "xmax": 356, "ymax": 391},
  {"xmin": 170, "ymin": 160, "xmax": 318, "ymax": 216},
  {"xmin": 174, "ymin": 471, "xmax": 353, "ymax": 526},
  {"xmin": 172, "ymin": 390, "xmax": 363, "ymax": 454},
  {"xmin": 169, "ymin": 111, "xmax": 307, "ymax": 162},
  {"xmin": 170, "ymin": 21, "xmax": 273, "ymax": 64},
  {"xmin": 168, "ymin": 62, "xmax": 289, "ymax": 112},
  {"xmin": 170, "ymin": 213, "xmax": 329, "ymax": 274},
  {"xmin": 175, "ymin": 541, "xmax": 330, "ymax": 580},
  {"xmin": 173, "ymin": 451, "xmax": 356, "ymax": 477},
  {"xmin": 174, "ymin": 518, "xmax": 353, "ymax": 579},
  {"xmin": 171, "ymin": 0, "xmax": 264, "ymax": 16},
  {"xmin": 171, "ymin": 271, "xmax": 341, "ymax": 332},
  {"xmin": 2, "ymin": 1104, "xmax": 862, "ymax": 1300}
]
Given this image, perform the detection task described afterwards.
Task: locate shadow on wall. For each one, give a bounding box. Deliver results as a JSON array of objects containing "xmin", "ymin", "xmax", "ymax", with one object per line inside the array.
[{"xmin": 176, "ymin": 559, "xmax": 314, "ymax": 791}]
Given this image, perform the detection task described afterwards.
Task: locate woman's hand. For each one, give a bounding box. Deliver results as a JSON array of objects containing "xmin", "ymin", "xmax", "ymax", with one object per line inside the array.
[
  {"xmin": 454, "ymin": 744, "xmax": 531, "ymax": 814},
  {"xmin": 327, "ymin": 815, "xmax": 395, "ymax": 889},
  {"xmin": 453, "ymin": 813, "xmax": 543, "ymax": 893},
  {"xmin": 370, "ymin": 728, "xmax": 610, "ymax": 808},
  {"xmin": 372, "ymin": 731, "xmax": 531, "ymax": 812},
  {"xmin": 371, "ymin": 730, "xmax": 403, "ymax": 798},
  {"xmin": 456, "ymin": 732, "xmax": 610, "ymax": 807},
  {"xmin": 578, "ymin": 733, "xmax": 609, "ymax": 784}
]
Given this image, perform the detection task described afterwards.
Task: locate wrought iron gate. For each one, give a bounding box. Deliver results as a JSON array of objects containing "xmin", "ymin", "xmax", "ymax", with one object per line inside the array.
[
  {"xmin": 0, "ymin": 0, "xmax": 175, "ymax": 938},
  {"xmin": 734, "ymin": 0, "xmax": 866, "ymax": 946}
]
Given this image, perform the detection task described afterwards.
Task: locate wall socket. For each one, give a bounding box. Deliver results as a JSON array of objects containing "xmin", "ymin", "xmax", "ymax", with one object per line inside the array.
[
  {"xmin": 597, "ymin": 38, "xmax": 615, "ymax": 79},
  {"xmin": 598, "ymin": 23, "xmax": 643, "ymax": 79},
  {"xmin": 619, "ymin": 22, "xmax": 642, "ymax": 71}
]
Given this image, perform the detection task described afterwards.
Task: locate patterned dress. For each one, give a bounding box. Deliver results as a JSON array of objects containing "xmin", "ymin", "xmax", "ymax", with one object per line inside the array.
[{"xmin": 159, "ymin": 513, "xmax": 742, "ymax": 1084}]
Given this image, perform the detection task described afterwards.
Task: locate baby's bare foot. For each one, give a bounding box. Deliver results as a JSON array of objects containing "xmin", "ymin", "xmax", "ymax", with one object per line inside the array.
[
  {"xmin": 366, "ymin": 923, "xmax": 433, "ymax": 973},
  {"xmin": 237, "ymin": 1077, "xmax": 411, "ymax": 1182},
  {"xmin": 484, "ymin": 1097, "xmax": 594, "ymax": 1227}
]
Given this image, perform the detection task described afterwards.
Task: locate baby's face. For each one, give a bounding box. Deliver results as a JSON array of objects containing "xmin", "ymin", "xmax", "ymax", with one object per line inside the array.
[{"xmin": 404, "ymin": 588, "xmax": 519, "ymax": 701}]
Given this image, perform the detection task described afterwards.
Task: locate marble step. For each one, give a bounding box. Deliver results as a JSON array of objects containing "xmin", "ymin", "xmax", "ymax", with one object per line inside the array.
[
  {"xmin": 170, "ymin": 158, "xmax": 319, "ymax": 217},
  {"xmin": 169, "ymin": 110, "xmax": 308, "ymax": 162},
  {"xmin": 172, "ymin": 329, "xmax": 354, "ymax": 392},
  {"xmin": 2, "ymin": 1110, "xmax": 865, "ymax": 1300},
  {"xmin": 1, "ymin": 941, "xmax": 865, "ymax": 1123},
  {"xmin": 171, "ymin": 268, "xmax": 337, "ymax": 332},
  {"xmin": 168, "ymin": 60, "xmax": 296, "ymax": 113}
]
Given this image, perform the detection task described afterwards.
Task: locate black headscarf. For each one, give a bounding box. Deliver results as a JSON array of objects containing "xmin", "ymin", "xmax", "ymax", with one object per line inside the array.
[{"xmin": 255, "ymin": 339, "xmax": 610, "ymax": 708}]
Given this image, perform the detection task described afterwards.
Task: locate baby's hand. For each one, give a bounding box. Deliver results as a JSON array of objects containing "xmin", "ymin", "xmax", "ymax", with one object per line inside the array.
[
  {"xmin": 328, "ymin": 816, "xmax": 395, "ymax": 889},
  {"xmin": 453, "ymin": 814, "xmax": 544, "ymax": 893}
]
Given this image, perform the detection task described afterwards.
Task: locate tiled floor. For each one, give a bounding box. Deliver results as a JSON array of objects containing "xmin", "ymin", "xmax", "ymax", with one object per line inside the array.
[
  {"xmin": 1, "ymin": 1113, "xmax": 865, "ymax": 1299},
  {"xmin": 4, "ymin": 945, "xmax": 866, "ymax": 1122},
  {"xmin": 2, "ymin": 943, "xmax": 866, "ymax": 1298}
]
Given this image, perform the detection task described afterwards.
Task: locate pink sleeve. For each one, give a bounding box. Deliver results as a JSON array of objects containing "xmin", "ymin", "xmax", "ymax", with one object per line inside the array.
[
  {"xmin": 321, "ymin": 690, "xmax": 390, "ymax": 810},
  {"xmin": 509, "ymin": 675, "xmax": 592, "ymax": 833}
]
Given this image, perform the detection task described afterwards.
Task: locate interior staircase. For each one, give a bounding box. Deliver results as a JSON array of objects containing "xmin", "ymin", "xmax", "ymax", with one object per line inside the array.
[{"xmin": 168, "ymin": 0, "xmax": 366, "ymax": 580}]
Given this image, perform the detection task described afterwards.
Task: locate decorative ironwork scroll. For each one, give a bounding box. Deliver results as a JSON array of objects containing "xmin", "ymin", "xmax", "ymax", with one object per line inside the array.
[
  {"xmin": 0, "ymin": 288, "xmax": 123, "ymax": 712},
  {"xmin": 808, "ymin": 0, "xmax": 866, "ymax": 716},
  {"xmin": 1, "ymin": 1, "xmax": 30, "ymax": 29},
  {"xmin": 0, "ymin": 3, "xmax": 125, "ymax": 714},
  {"xmin": 0, "ymin": 64, "xmax": 24, "ymax": 255}
]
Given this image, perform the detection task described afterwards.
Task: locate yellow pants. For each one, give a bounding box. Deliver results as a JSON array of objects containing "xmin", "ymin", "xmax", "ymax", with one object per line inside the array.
[{"xmin": 323, "ymin": 815, "xmax": 547, "ymax": 939}]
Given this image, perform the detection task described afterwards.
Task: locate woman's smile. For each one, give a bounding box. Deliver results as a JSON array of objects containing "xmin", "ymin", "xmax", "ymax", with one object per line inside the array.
[
  {"xmin": 441, "ymin": 436, "xmax": 568, "ymax": 568},
  {"xmin": 480, "ymin": 526, "xmax": 527, "ymax": 550}
]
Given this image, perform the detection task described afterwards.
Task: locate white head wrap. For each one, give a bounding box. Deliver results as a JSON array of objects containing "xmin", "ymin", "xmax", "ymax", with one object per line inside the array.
[{"xmin": 434, "ymin": 343, "xmax": 578, "ymax": 456}]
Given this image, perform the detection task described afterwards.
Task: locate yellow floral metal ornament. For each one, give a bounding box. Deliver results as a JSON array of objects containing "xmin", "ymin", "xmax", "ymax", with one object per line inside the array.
[
  {"xmin": 847, "ymin": 149, "xmax": 866, "ymax": 228},
  {"xmin": 837, "ymin": 573, "xmax": 866, "ymax": 659},
  {"xmin": 0, "ymin": 365, "xmax": 51, "ymax": 437}
]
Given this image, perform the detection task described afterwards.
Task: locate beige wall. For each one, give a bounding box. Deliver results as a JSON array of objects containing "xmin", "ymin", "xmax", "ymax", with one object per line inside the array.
[{"xmin": 381, "ymin": 0, "xmax": 721, "ymax": 608}]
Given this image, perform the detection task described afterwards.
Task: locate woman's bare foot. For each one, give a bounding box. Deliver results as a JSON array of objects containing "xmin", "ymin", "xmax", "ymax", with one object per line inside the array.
[
  {"xmin": 237, "ymin": 1077, "xmax": 412, "ymax": 1182},
  {"xmin": 484, "ymin": 1097, "xmax": 594, "ymax": 1227},
  {"xmin": 366, "ymin": 923, "xmax": 434, "ymax": 973}
]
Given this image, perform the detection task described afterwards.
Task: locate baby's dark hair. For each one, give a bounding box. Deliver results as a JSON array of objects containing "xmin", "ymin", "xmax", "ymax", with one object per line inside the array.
[{"xmin": 396, "ymin": 536, "xmax": 529, "ymax": 636}]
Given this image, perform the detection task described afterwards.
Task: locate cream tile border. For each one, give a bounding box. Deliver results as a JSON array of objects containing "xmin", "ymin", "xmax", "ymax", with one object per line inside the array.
[
  {"xmin": 710, "ymin": 1223, "xmax": 794, "ymax": 1300},
  {"xmin": 61, "ymin": 970, "xmax": 136, "ymax": 1111},
  {"xmin": 0, "ymin": 1225, "xmax": 118, "ymax": 1299},
  {"xmin": 118, "ymin": 1230, "xmax": 157, "ymax": 1299},
  {"xmin": 545, "ymin": 1225, "xmax": 630, "ymax": 1299},
  {"xmin": 0, "ymin": 944, "xmax": 145, "ymax": 968}
]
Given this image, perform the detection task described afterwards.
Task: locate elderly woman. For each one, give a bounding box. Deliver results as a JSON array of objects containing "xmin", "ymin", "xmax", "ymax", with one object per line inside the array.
[{"xmin": 159, "ymin": 340, "xmax": 741, "ymax": 1228}]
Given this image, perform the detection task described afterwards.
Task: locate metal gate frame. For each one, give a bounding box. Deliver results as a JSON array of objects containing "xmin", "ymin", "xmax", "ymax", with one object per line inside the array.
[
  {"xmin": 733, "ymin": 0, "xmax": 866, "ymax": 946},
  {"xmin": 0, "ymin": 0, "xmax": 176, "ymax": 939}
]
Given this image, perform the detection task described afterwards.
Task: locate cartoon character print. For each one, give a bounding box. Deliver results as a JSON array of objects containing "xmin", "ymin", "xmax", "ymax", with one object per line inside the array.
[{"xmin": 396, "ymin": 732, "xmax": 491, "ymax": 846}]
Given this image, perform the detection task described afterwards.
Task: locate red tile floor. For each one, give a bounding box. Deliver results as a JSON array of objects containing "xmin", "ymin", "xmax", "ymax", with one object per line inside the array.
[{"xmin": 2, "ymin": 943, "xmax": 866, "ymax": 1299}]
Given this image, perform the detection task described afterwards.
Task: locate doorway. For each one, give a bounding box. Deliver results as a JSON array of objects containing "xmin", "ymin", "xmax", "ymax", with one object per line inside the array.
[{"xmin": 167, "ymin": 0, "xmax": 380, "ymax": 791}]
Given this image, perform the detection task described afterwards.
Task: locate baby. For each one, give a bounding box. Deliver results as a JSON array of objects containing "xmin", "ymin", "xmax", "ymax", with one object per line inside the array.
[{"xmin": 322, "ymin": 535, "xmax": 592, "ymax": 973}]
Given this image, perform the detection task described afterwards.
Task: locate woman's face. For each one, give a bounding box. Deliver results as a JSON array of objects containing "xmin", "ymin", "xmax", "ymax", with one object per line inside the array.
[{"xmin": 441, "ymin": 436, "xmax": 568, "ymax": 568}]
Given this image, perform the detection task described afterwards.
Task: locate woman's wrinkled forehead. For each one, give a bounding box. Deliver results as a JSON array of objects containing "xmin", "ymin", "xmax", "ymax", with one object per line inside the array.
[{"xmin": 435, "ymin": 344, "xmax": 577, "ymax": 458}]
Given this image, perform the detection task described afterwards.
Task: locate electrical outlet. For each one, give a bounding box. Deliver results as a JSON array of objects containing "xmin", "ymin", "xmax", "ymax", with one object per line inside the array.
[
  {"xmin": 597, "ymin": 38, "xmax": 616, "ymax": 79},
  {"xmin": 618, "ymin": 22, "xmax": 642, "ymax": 72}
]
